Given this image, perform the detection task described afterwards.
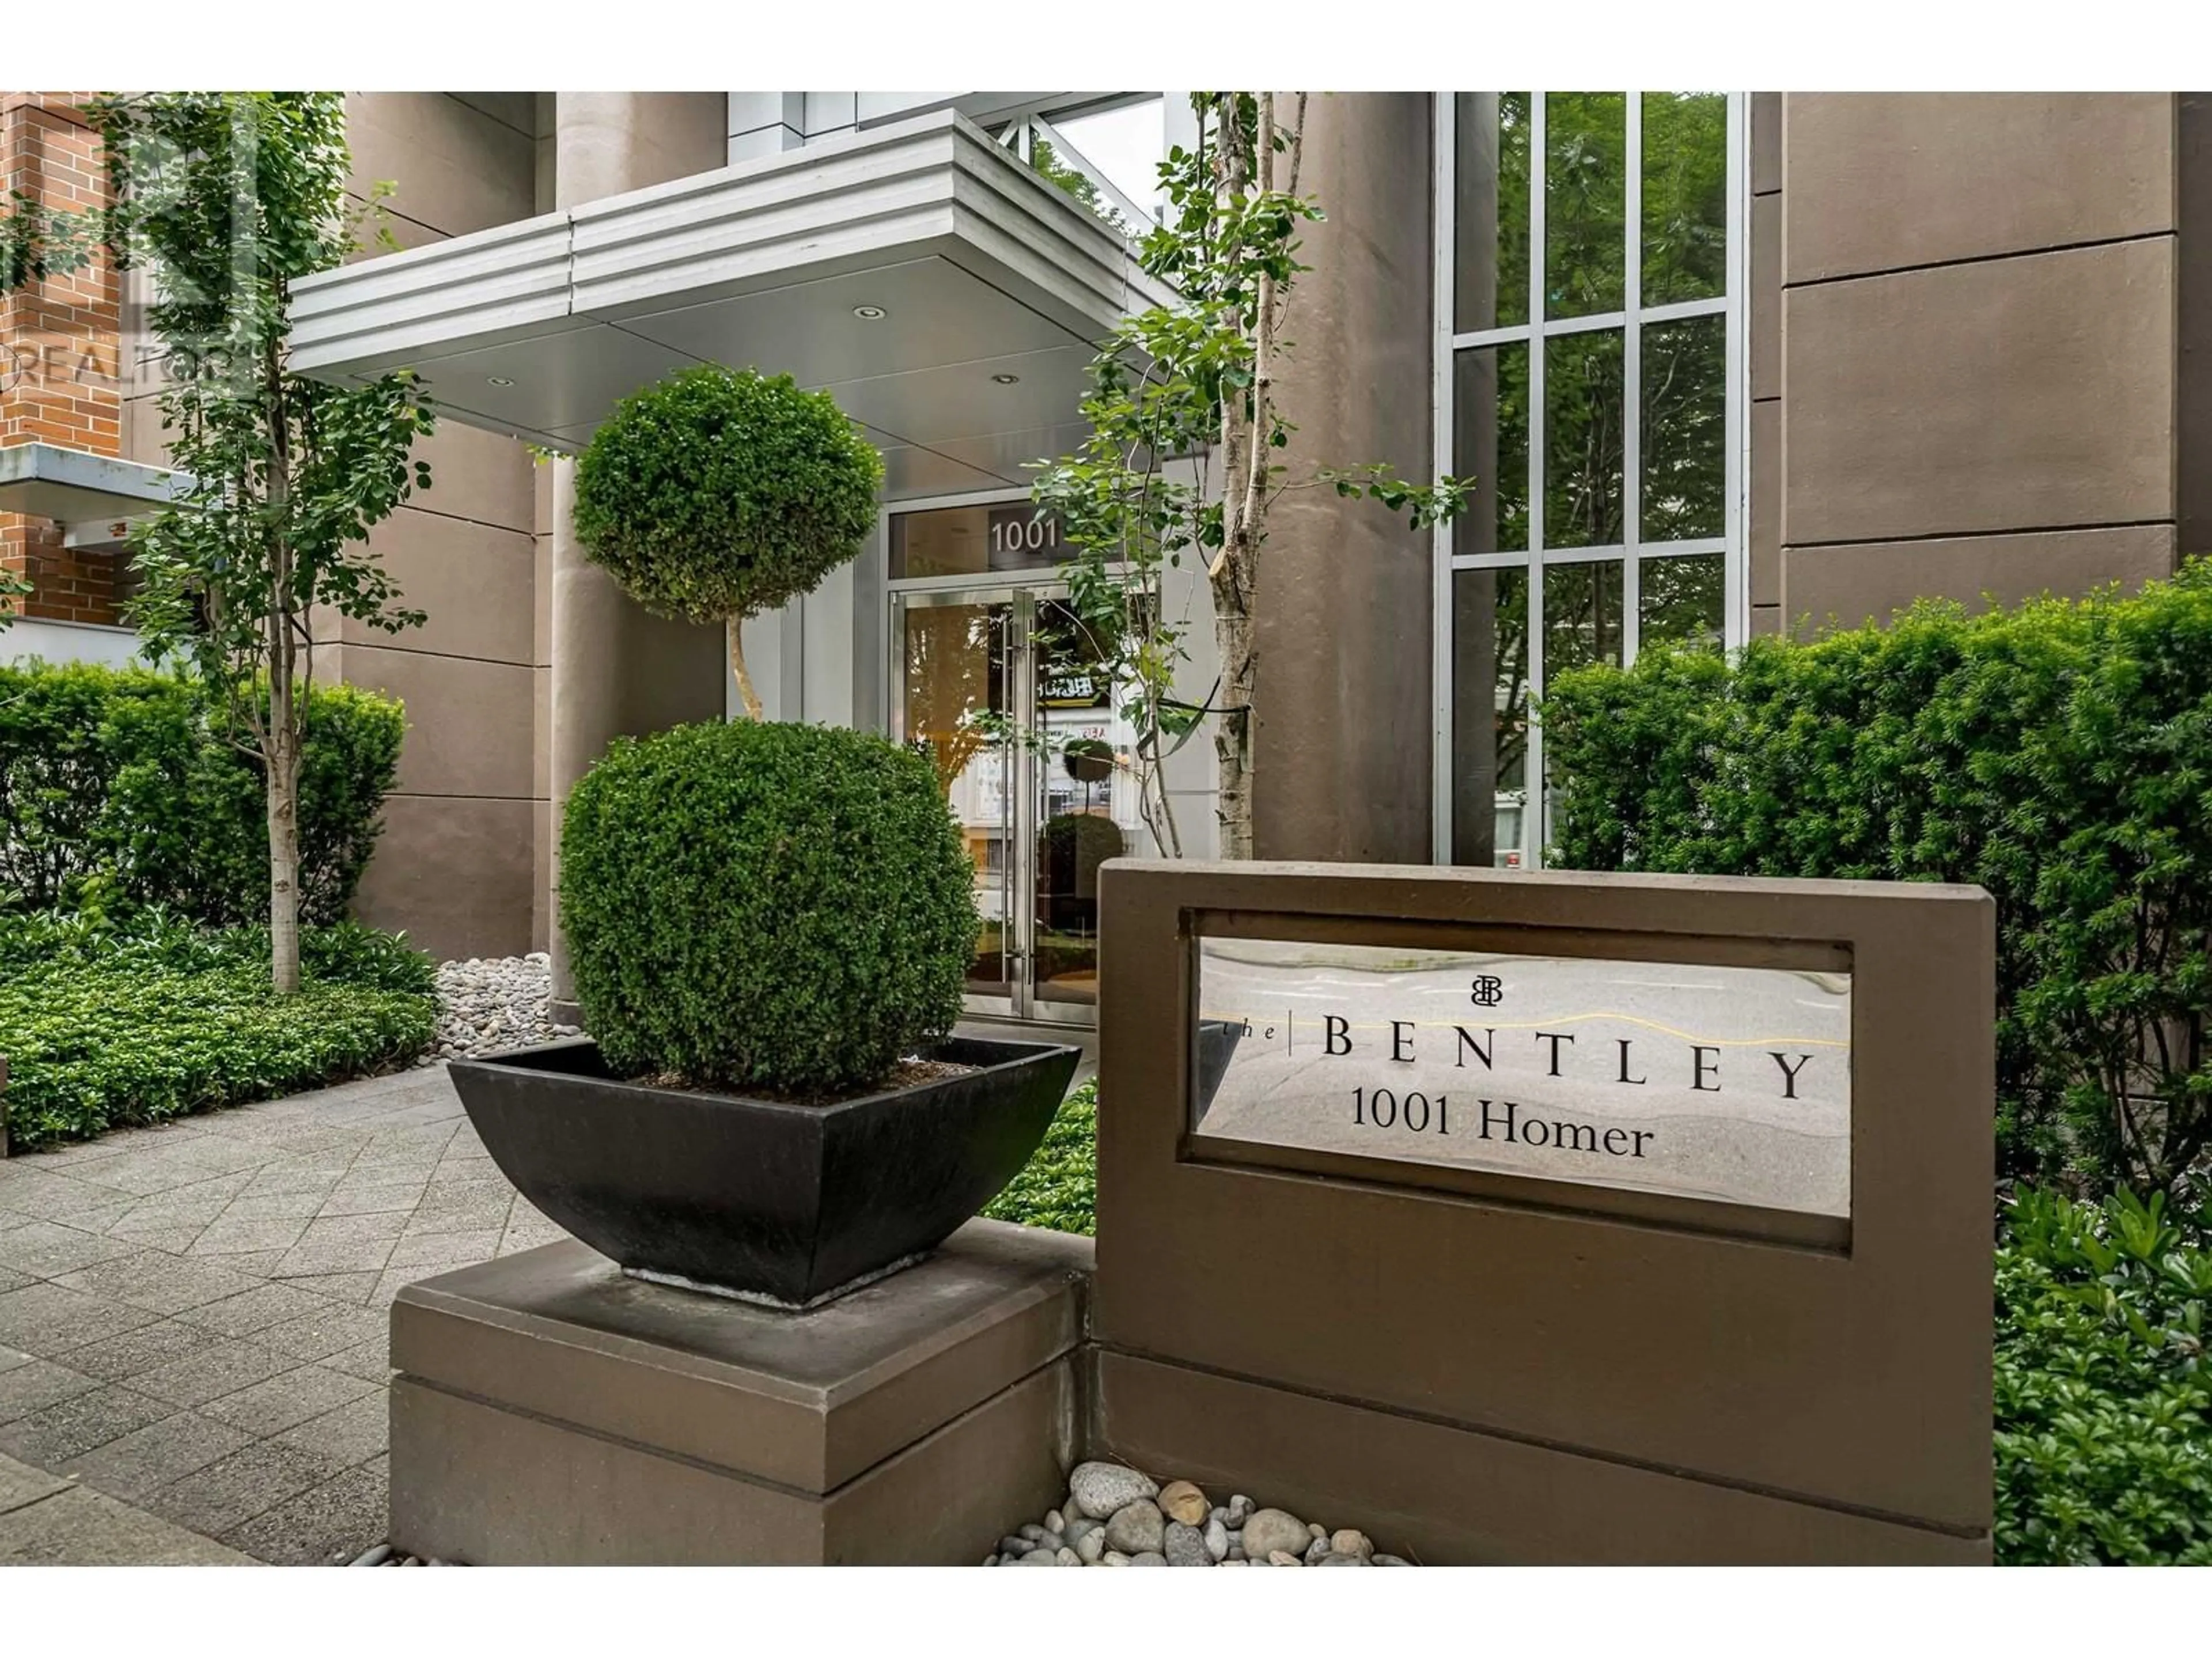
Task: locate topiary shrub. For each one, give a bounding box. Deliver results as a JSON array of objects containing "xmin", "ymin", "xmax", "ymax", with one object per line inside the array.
[
  {"xmin": 560, "ymin": 719, "xmax": 977, "ymax": 1095},
  {"xmin": 571, "ymin": 365, "xmax": 883, "ymax": 719}
]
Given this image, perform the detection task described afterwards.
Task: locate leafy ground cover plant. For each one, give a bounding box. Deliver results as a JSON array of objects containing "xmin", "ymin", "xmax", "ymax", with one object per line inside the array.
[
  {"xmin": 982, "ymin": 1080, "xmax": 1099, "ymax": 1235},
  {"xmin": 560, "ymin": 719, "xmax": 976, "ymax": 1096},
  {"xmin": 1995, "ymin": 1185, "xmax": 2212, "ymax": 1563},
  {"xmin": 1, "ymin": 951, "xmax": 435, "ymax": 1150}
]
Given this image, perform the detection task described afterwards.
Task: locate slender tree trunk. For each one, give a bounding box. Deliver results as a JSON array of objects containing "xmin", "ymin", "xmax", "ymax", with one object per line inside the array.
[
  {"xmin": 727, "ymin": 614, "xmax": 764, "ymax": 721},
  {"xmin": 265, "ymin": 328, "xmax": 303, "ymax": 994},
  {"xmin": 267, "ymin": 719, "xmax": 302, "ymax": 994},
  {"xmin": 1213, "ymin": 605, "xmax": 1255, "ymax": 859}
]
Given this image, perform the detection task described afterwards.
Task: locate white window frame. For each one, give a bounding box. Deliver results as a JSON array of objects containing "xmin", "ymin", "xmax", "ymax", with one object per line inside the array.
[{"xmin": 1431, "ymin": 92, "xmax": 1751, "ymax": 872}]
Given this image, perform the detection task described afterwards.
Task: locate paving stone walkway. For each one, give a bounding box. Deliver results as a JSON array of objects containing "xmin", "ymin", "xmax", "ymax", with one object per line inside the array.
[{"xmin": 0, "ymin": 1067, "xmax": 564, "ymax": 1565}]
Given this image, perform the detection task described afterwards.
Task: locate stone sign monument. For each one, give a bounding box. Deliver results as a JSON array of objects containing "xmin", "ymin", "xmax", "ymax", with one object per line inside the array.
[{"xmin": 1090, "ymin": 860, "xmax": 1994, "ymax": 1563}]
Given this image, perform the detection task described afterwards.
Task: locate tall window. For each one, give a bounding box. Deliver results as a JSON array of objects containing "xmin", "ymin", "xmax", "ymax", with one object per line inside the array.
[{"xmin": 1435, "ymin": 93, "xmax": 1746, "ymax": 869}]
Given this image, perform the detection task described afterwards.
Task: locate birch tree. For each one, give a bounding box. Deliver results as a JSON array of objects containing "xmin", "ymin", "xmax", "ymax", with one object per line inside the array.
[{"xmin": 13, "ymin": 93, "xmax": 437, "ymax": 993}]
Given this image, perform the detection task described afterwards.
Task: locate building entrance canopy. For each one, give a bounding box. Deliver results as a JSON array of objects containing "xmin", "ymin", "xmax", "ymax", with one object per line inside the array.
[{"xmin": 289, "ymin": 111, "xmax": 1172, "ymax": 499}]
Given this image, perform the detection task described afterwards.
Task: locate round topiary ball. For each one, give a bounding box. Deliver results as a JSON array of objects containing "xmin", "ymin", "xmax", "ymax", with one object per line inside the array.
[
  {"xmin": 559, "ymin": 720, "xmax": 977, "ymax": 1096},
  {"xmin": 571, "ymin": 365, "xmax": 884, "ymax": 629}
]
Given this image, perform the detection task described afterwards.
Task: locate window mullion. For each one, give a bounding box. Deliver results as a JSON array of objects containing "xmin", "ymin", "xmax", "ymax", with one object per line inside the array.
[
  {"xmin": 1525, "ymin": 93, "xmax": 1547, "ymax": 873},
  {"xmin": 1622, "ymin": 92, "xmax": 1643, "ymax": 673}
]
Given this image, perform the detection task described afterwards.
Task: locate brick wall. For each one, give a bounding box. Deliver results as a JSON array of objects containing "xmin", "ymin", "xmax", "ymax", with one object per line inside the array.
[{"xmin": 1, "ymin": 91, "xmax": 124, "ymax": 624}]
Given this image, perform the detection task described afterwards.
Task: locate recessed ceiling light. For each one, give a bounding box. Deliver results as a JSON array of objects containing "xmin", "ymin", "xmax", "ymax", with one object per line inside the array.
[
  {"xmin": 851, "ymin": 305, "xmax": 887, "ymax": 320},
  {"xmin": 487, "ymin": 376, "xmax": 514, "ymax": 387},
  {"xmin": 991, "ymin": 373, "xmax": 1021, "ymax": 385}
]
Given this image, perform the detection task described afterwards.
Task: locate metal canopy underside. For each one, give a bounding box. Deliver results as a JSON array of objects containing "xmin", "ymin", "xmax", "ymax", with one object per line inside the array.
[
  {"xmin": 290, "ymin": 110, "xmax": 1173, "ymax": 501},
  {"xmin": 0, "ymin": 443, "xmax": 189, "ymax": 525}
]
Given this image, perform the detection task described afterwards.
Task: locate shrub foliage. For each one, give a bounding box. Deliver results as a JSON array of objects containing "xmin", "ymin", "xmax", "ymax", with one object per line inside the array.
[
  {"xmin": 571, "ymin": 365, "xmax": 882, "ymax": 630},
  {"xmin": 1995, "ymin": 1187, "xmax": 2212, "ymax": 1564},
  {"xmin": 0, "ymin": 919, "xmax": 435, "ymax": 1150},
  {"xmin": 0, "ymin": 661, "xmax": 403, "ymax": 926},
  {"xmin": 560, "ymin": 719, "xmax": 976, "ymax": 1094},
  {"xmin": 1543, "ymin": 563, "xmax": 2212, "ymax": 1196}
]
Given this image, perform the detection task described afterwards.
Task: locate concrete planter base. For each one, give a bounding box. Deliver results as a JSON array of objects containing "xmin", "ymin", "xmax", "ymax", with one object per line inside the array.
[{"xmin": 387, "ymin": 1222, "xmax": 1090, "ymax": 1566}]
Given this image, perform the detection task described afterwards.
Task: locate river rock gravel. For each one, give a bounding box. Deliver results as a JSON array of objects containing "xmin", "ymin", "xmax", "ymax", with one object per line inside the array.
[
  {"xmin": 424, "ymin": 952, "xmax": 581, "ymax": 1063},
  {"xmin": 985, "ymin": 1463, "xmax": 1414, "ymax": 1567}
]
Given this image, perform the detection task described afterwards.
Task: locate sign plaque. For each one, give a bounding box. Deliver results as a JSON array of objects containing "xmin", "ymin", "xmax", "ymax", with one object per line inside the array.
[{"xmin": 1195, "ymin": 938, "xmax": 1851, "ymax": 1218}]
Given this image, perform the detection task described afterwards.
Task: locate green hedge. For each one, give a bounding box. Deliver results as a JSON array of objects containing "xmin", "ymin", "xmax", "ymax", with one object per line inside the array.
[
  {"xmin": 1, "ymin": 934, "xmax": 436, "ymax": 1150},
  {"xmin": 1543, "ymin": 563, "xmax": 2212, "ymax": 1196},
  {"xmin": 1995, "ymin": 1187, "xmax": 2212, "ymax": 1564},
  {"xmin": 0, "ymin": 661, "xmax": 404, "ymax": 926}
]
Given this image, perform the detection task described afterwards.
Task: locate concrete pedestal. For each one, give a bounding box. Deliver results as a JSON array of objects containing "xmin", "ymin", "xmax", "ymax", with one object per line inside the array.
[{"xmin": 387, "ymin": 1219, "xmax": 1090, "ymax": 1565}]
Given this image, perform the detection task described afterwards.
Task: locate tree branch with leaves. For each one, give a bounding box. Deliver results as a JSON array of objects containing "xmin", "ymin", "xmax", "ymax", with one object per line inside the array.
[
  {"xmin": 0, "ymin": 93, "xmax": 439, "ymax": 993},
  {"xmin": 1032, "ymin": 92, "xmax": 1469, "ymax": 860}
]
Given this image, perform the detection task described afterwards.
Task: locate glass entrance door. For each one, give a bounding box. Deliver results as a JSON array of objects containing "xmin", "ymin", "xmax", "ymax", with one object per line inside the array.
[{"xmin": 892, "ymin": 586, "xmax": 1139, "ymax": 1022}]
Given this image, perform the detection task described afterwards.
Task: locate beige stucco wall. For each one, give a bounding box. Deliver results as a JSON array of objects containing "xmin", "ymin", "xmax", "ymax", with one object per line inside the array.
[
  {"xmin": 1776, "ymin": 94, "xmax": 2186, "ymax": 634},
  {"xmin": 332, "ymin": 93, "xmax": 544, "ymax": 961}
]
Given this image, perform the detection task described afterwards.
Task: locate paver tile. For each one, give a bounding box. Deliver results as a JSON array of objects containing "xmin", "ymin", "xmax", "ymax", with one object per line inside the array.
[
  {"xmin": 0, "ymin": 1449, "xmax": 71, "ymax": 1514},
  {"xmin": 0, "ymin": 1220, "xmax": 142, "ymax": 1279},
  {"xmin": 0, "ymin": 1342, "xmax": 30, "ymax": 1374},
  {"xmin": 238, "ymin": 1164, "xmax": 349, "ymax": 1200},
  {"xmin": 421, "ymin": 1172, "xmax": 515, "ymax": 1204},
  {"xmin": 316, "ymin": 1183, "xmax": 426, "ymax": 1219},
  {"xmin": 64, "ymin": 1410, "xmax": 254, "ymax": 1501},
  {"xmin": 298, "ymin": 1210, "xmax": 411, "ymax": 1245},
  {"xmin": 0, "ymin": 1384, "xmax": 176, "ymax": 1465},
  {"xmin": 271, "ymin": 1234, "xmax": 397, "ymax": 1279},
  {"xmin": 189, "ymin": 1249, "xmax": 288, "ymax": 1278},
  {"xmin": 203, "ymin": 1365, "xmax": 376, "ymax": 1438},
  {"xmin": 221, "ymin": 1455, "xmax": 387, "ymax": 1565},
  {"xmin": 142, "ymin": 1438, "xmax": 345, "ymax": 1537},
  {"xmin": 54, "ymin": 1152, "xmax": 244, "ymax": 1199},
  {"xmin": 274, "ymin": 1271, "xmax": 381, "ymax": 1305},
  {"xmin": 402, "ymin": 1191, "xmax": 512, "ymax": 1239},
  {"xmin": 56, "ymin": 1319, "xmax": 224, "ymax": 1383},
  {"xmin": 177, "ymin": 1282, "xmax": 335, "ymax": 1338},
  {"xmin": 214, "ymin": 1190, "xmax": 329, "ymax": 1223},
  {"xmin": 0, "ymin": 1266, "xmax": 29, "ymax": 1295},
  {"xmin": 256, "ymin": 1304, "xmax": 387, "ymax": 1365},
  {"xmin": 130, "ymin": 1340, "xmax": 293, "ymax": 1409},
  {"xmin": 0, "ymin": 1282, "xmax": 160, "ymax": 1357},
  {"xmin": 270, "ymin": 1391, "xmax": 387, "ymax": 1471},
  {"xmin": 0, "ymin": 1480, "xmax": 256, "ymax": 1564},
  {"xmin": 0, "ymin": 1167, "xmax": 135, "ymax": 1222},
  {"xmin": 105, "ymin": 1194, "xmax": 233, "ymax": 1237},
  {"xmin": 51, "ymin": 1252, "xmax": 263, "ymax": 1315},
  {"xmin": 321, "ymin": 1339, "xmax": 392, "ymax": 1384},
  {"xmin": 188, "ymin": 1214, "xmax": 311, "ymax": 1257},
  {"xmin": 386, "ymin": 1229, "xmax": 503, "ymax": 1273},
  {"xmin": 0, "ymin": 1359, "xmax": 100, "ymax": 1425}
]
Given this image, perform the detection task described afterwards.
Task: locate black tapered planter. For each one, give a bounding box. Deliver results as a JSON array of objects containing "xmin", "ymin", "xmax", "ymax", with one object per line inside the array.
[{"xmin": 448, "ymin": 1035, "xmax": 1081, "ymax": 1308}]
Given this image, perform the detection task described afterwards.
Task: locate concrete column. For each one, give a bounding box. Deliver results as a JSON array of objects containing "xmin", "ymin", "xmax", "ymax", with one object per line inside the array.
[
  {"xmin": 546, "ymin": 93, "xmax": 731, "ymax": 1007},
  {"xmin": 1252, "ymin": 92, "xmax": 1436, "ymax": 863}
]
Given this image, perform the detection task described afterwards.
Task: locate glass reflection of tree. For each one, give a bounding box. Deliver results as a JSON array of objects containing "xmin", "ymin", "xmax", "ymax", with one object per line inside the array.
[{"xmin": 903, "ymin": 605, "xmax": 1003, "ymax": 798}]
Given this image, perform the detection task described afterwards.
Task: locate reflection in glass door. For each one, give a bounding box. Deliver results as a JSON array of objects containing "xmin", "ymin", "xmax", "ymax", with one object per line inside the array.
[{"xmin": 893, "ymin": 588, "xmax": 1140, "ymax": 1022}]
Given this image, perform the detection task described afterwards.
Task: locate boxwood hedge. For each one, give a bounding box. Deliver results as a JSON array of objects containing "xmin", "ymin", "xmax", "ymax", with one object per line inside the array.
[
  {"xmin": 1543, "ymin": 562, "xmax": 2212, "ymax": 1198},
  {"xmin": 0, "ymin": 660, "xmax": 403, "ymax": 926}
]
